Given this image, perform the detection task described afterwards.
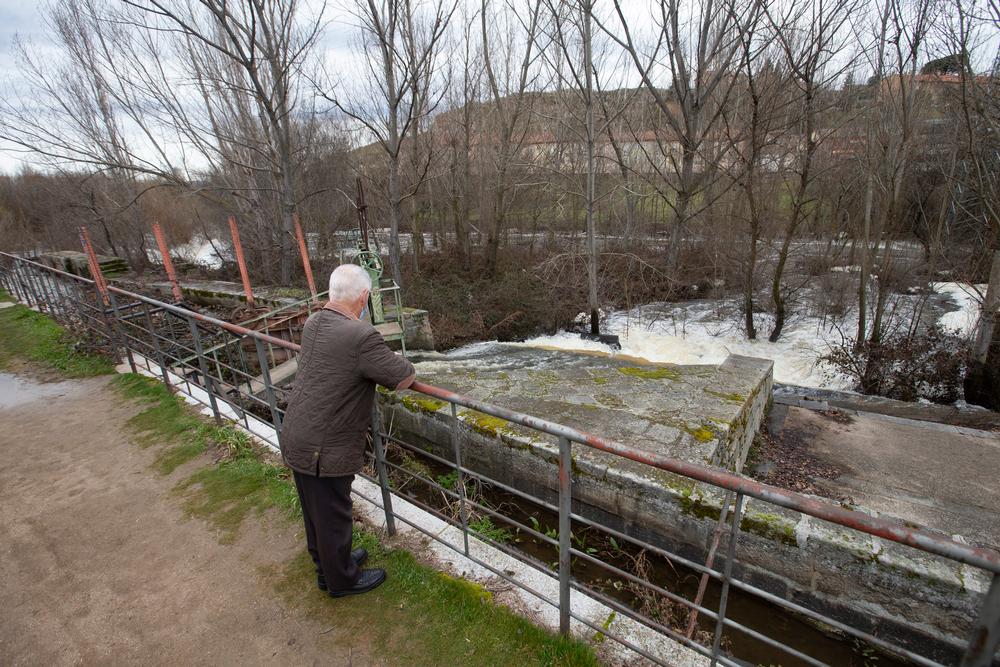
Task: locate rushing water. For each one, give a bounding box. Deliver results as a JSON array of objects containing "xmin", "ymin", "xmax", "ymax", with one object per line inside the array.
[{"xmin": 415, "ymin": 282, "xmax": 969, "ymax": 393}]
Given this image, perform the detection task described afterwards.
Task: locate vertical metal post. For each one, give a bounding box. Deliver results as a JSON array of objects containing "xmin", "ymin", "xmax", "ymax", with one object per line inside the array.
[
  {"xmin": 79, "ymin": 227, "xmax": 109, "ymax": 306},
  {"xmin": 42, "ymin": 271, "xmax": 66, "ymax": 322},
  {"xmin": 108, "ymin": 292, "xmax": 137, "ymax": 373},
  {"xmin": 961, "ymin": 572, "xmax": 1000, "ymax": 667},
  {"xmin": 558, "ymin": 435, "xmax": 573, "ymax": 636},
  {"xmin": 253, "ymin": 337, "xmax": 283, "ymax": 446},
  {"xmin": 142, "ymin": 302, "xmax": 171, "ymax": 388},
  {"xmin": 187, "ymin": 314, "xmax": 223, "ymax": 425},
  {"xmin": 35, "ymin": 268, "xmax": 58, "ymax": 318},
  {"xmin": 234, "ymin": 338, "xmax": 253, "ymax": 429},
  {"xmin": 16, "ymin": 263, "xmax": 33, "ymax": 306},
  {"xmin": 711, "ymin": 492, "xmax": 745, "ymax": 665},
  {"xmin": 228, "ymin": 216, "xmax": 255, "ymax": 307},
  {"xmin": 450, "ymin": 403, "xmax": 471, "ymax": 556},
  {"xmin": 293, "ymin": 213, "xmax": 318, "ymax": 300},
  {"xmin": 152, "ymin": 222, "xmax": 184, "ymax": 303},
  {"xmin": 371, "ymin": 402, "xmax": 396, "ymax": 536},
  {"xmin": 22, "ymin": 263, "xmax": 42, "ymax": 308},
  {"xmin": 79, "ymin": 227, "xmax": 116, "ymax": 352}
]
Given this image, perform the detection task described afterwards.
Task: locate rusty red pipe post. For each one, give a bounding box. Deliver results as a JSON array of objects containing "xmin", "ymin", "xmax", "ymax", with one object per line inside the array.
[
  {"xmin": 293, "ymin": 213, "xmax": 318, "ymax": 300},
  {"xmin": 79, "ymin": 227, "xmax": 124, "ymax": 363},
  {"xmin": 79, "ymin": 227, "xmax": 109, "ymax": 306},
  {"xmin": 227, "ymin": 216, "xmax": 255, "ymax": 307},
  {"xmin": 152, "ymin": 222, "xmax": 184, "ymax": 304}
]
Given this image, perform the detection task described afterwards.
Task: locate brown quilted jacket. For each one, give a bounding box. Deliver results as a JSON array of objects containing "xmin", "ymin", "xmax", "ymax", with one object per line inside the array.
[{"xmin": 280, "ymin": 306, "xmax": 414, "ymax": 477}]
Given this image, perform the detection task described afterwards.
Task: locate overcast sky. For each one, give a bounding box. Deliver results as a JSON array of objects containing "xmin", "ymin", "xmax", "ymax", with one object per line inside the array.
[{"xmin": 0, "ymin": 1, "xmax": 47, "ymax": 174}]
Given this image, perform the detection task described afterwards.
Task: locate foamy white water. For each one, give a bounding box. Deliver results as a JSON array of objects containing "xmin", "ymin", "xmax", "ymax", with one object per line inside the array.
[
  {"xmin": 513, "ymin": 282, "xmax": 985, "ymax": 391},
  {"xmin": 519, "ymin": 303, "xmax": 853, "ymax": 389},
  {"xmin": 932, "ymin": 282, "xmax": 986, "ymax": 337}
]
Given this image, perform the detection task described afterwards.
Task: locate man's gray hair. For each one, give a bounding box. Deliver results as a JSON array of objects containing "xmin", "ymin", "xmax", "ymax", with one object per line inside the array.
[{"xmin": 328, "ymin": 264, "xmax": 372, "ymax": 303}]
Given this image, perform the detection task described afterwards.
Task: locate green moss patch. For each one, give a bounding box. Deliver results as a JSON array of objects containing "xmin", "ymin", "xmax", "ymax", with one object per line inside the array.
[
  {"xmin": 617, "ymin": 366, "xmax": 681, "ymax": 381},
  {"xmin": 703, "ymin": 389, "xmax": 745, "ymax": 403},
  {"xmin": 0, "ymin": 303, "xmax": 113, "ymax": 377},
  {"xmin": 595, "ymin": 393, "xmax": 627, "ymax": 409},
  {"xmin": 740, "ymin": 512, "xmax": 798, "ymax": 547},
  {"xmin": 685, "ymin": 424, "xmax": 717, "ymax": 442},
  {"xmin": 460, "ymin": 409, "xmax": 514, "ymax": 438},
  {"xmin": 401, "ymin": 393, "xmax": 447, "ymax": 414}
]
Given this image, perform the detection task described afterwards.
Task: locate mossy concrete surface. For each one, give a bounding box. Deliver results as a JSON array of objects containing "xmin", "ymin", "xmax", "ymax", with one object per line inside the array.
[{"xmin": 404, "ymin": 349, "xmax": 773, "ymax": 473}]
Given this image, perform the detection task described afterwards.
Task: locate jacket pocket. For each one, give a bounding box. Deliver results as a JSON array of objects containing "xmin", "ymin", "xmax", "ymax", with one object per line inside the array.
[{"xmin": 282, "ymin": 445, "xmax": 321, "ymax": 475}]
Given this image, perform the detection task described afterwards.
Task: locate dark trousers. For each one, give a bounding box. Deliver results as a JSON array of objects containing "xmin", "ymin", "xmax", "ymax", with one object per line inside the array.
[{"xmin": 293, "ymin": 472, "xmax": 360, "ymax": 591}]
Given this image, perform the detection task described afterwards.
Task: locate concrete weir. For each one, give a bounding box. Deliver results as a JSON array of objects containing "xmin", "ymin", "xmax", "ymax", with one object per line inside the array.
[{"xmin": 380, "ymin": 350, "xmax": 989, "ymax": 662}]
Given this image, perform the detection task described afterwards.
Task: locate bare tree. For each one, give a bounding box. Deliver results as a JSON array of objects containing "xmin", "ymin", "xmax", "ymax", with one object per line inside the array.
[
  {"xmin": 764, "ymin": 0, "xmax": 858, "ymax": 341},
  {"xmin": 722, "ymin": 5, "xmax": 793, "ymax": 340},
  {"xmin": 479, "ymin": 0, "xmax": 546, "ymax": 275},
  {"xmin": 601, "ymin": 0, "xmax": 757, "ymax": 275},
  {"xmin": 540, "ymin": 0, "xmax": 629, "ymax": 334},
  {"xmin": 324, "ymin": 0, "xmax": 455, "ymax": 287},
  {"xmin": 0, "ymin": 0, "xmax": 325, "ymax": 282},
  {"xmin": 942, "ymin": 0, "xmax": 1000, "ymax": 405},
  {"xmin": 855, "ymin": 0, "xmax": 938, "ymax": 348}
]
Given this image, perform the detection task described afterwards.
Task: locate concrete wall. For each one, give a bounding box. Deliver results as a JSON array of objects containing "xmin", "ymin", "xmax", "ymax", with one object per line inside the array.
[{"xmin": 378, "ymin": 380, "xmax": 987, "ymax": 664}]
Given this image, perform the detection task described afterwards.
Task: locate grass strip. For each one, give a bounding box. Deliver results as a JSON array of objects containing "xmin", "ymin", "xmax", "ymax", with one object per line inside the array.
[
  {"xmin": 112, "ymin": 373, "xmax": 600, "ymax": 666},
  {"xmin": 0, "ymin": 300, "xmax": 113, "ymax": 377}
]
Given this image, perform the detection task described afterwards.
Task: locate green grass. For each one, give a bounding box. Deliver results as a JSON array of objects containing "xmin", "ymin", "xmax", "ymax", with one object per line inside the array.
[
  {"xmin": 0, "ymin": 302, "xmax": 114, "ymax": 377},
  {"xmin": 111, "ymin": 371, "xmax": 601, "ymax": 665},
  {"xmin": 0, "ymin": 287, "xmax": 13, "ymax": 302},
  {"xmin": 268, "ymin": 545, "xmax": 599, "ymax": 667}
]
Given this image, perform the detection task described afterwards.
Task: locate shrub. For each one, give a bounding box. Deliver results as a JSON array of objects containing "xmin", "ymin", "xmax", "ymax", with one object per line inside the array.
[{"xmin": 823, "ymin": 325, "xmax": 968, "ymax": 404}]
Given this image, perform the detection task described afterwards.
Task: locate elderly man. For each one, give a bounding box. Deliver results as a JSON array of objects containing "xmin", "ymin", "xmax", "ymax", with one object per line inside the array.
[{"xmin": 281, "ymin": 264, "xmax": 415, "ymax": 598}]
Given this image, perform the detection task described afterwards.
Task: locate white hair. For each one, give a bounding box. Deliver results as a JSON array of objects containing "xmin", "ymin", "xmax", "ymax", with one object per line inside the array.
[{"xmin": 328, "ymin": 264, "xmax": 372, "ymax": 303}]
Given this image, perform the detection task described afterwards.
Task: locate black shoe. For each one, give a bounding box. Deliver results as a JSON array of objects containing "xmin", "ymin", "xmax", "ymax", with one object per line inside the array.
[
  {"xmin": 327, "ymin": 568, "xmax": 386, "ymax": 598},
  {"xmin": 316, "ymin": 549, "xmax": 369, "ymax": 591}
]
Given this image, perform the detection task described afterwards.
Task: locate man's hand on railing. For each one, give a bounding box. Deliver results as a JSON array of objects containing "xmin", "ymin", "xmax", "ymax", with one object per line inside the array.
[{"xmin": 396, "ymin": 372, "xmax": 416, "ymax": 390}]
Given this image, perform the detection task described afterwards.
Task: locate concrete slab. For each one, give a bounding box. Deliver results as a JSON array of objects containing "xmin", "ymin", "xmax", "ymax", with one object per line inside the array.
[
  {"xmin": 412, "ymin": 347, "xmax": 773, "ymax": 472},
  {"xmin": 783, "ymin": 406, "xmax": 1000, "ymax": 550}
]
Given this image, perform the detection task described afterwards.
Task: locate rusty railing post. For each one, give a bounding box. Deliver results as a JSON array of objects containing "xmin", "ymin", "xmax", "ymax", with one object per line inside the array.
[
  {"xmin": 228, "ymin": 216, "xmax": 254, "ymax": 307},
  {"xmin": 293, "ymin": 213, "xmax": 318, "ymax": 300},
  {"xmin": 371, "ymin": 402, "xmax": 396, "ymax": 536},
  {"xmin": 558, "ymin": 435, "xmax": 572, "ymax": 636},
  {"xmin": 152, "ymin": 222, "xmax": 184, "ymax": 303},
  {"xmin": 79, "ymin": 227, "xmax": 118, "ymax": 357},
  {"xmin": 961, "ymin": 572, "xmax": 1000, "ymax": 667}
]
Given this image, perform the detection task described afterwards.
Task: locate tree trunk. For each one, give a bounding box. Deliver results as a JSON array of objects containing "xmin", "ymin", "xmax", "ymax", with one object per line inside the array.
[
  {"xmin": 972, "ymin": 247, "xmax": 1000, "ymax": 363},
  {"xmin": 583, "ymin": 0, "xmax": 599, "ymax": 335}
]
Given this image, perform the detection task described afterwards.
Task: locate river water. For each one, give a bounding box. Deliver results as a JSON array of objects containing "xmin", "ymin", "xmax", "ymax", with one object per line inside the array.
[{"xmin": 413, "ymin": 282, "xmax": 972, "ymax": 393}]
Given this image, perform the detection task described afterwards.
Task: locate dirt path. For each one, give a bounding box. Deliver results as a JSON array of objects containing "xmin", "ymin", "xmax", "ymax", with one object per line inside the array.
[{"xmin": 0, "ymin": 372, "xmax": 374, "ymax": 666}]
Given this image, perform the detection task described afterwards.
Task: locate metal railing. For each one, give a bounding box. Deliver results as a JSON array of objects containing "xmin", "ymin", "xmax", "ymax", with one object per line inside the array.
[{"xmin": 1, "ymin": 250, "xmax": 998, "ymax": 667}]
